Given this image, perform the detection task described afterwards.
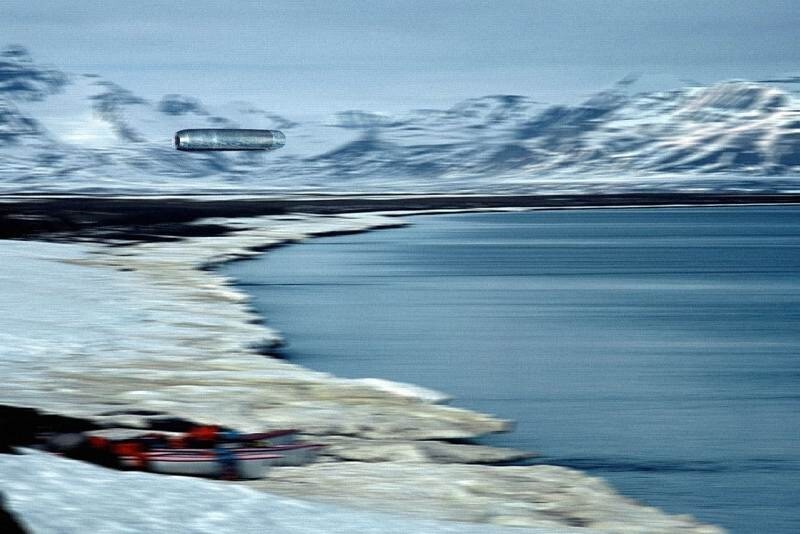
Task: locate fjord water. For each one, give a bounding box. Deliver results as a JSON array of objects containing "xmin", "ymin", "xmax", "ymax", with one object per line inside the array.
[{"xmin": 224, "ymin": 207, "xmax": 800, "ymax": 533}]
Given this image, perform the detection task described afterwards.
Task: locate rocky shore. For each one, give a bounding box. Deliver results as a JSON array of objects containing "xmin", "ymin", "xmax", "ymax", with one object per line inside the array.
[{"xmin": 0, "ymin": 207, "xmax": 725, "ymax": 532}]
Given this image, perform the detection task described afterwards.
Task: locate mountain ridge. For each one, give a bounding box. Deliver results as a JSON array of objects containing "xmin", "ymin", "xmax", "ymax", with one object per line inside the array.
[{"xmin": 0, "ymin": 45, "xmax": 798, "ymax": 194}]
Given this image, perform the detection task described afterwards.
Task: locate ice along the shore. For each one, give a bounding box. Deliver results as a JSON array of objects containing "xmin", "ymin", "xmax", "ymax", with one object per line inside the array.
[{"xmin": 0, "ymin": 209, "xmax": 722, "ymax": 533}]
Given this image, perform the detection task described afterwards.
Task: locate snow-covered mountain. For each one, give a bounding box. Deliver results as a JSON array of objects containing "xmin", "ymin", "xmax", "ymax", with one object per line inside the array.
[{"xmin": 1, "ymin": 45, "xmax": 798, "ymax": 195}]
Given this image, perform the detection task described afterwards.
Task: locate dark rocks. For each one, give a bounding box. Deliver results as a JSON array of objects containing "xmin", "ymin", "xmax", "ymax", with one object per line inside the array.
[
  {"xmin": 0, "ymin": 405, "xmax": 97, "ymax": 453},
  {"xmin": 0, "ymin": 493, "xmax": 27, "ymax": 534}
]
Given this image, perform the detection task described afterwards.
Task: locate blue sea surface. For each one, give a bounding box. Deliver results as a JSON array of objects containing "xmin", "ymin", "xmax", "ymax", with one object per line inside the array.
[{"xmin": 224, "ymin": 207, "xmax": 800, "ymax": 533}]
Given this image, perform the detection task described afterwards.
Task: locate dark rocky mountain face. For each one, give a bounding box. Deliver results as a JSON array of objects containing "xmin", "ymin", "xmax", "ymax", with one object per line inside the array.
[{"xmin": 0, "ymin": 45, "xmax": 67, "ymax": 102}]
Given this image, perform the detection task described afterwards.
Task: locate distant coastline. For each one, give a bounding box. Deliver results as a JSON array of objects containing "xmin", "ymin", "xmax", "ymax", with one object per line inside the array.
[{"xmin": 2, "ymin": 192, "xmax": 800, "ymax": 241}]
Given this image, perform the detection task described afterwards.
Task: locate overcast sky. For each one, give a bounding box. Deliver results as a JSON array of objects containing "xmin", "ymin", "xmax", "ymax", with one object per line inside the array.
[{"xmin": 3, "ymin": 0, "xmax": 798, "ymax": 116}]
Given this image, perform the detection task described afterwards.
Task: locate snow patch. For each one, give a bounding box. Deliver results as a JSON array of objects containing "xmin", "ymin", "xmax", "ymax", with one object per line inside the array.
[{"xmin": 0, "ymin": 451, "xmax": 543, "ymax": 534}]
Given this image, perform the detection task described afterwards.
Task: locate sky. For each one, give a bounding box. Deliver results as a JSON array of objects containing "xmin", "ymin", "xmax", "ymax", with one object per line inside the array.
[{"xmin": 2, "ymin": 0, "xmax": 798, "ymax": 118}]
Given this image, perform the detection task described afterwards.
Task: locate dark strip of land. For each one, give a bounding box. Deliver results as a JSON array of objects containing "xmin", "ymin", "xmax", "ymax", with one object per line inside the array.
[{"xmin": 2, "ymin": 193, "xmax": 799, "ymax": 241}]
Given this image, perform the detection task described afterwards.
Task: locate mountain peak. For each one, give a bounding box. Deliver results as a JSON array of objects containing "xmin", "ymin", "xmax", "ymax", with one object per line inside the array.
[
  {"xmin": 0, "ymin": 45, "xmax": 68, "ymax": 102},
  {"xmin": 683, "ymin": 81, "xmax": 789, "ymax": 113},
  {"xmin": 1, "ymin": 44, "xmax": 32, "ymax": 61}
]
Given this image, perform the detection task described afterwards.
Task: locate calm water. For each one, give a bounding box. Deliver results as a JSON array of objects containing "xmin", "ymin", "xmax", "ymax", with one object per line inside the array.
[{"xmin": 224, "ymin": 207, "xmax": 800, "ymax": 533}]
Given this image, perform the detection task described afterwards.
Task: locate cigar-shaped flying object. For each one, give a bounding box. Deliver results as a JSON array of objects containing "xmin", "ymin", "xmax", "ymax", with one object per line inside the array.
[{"xmin": 174, "ymin": 129, "xmax": 285, "ymax": 151}]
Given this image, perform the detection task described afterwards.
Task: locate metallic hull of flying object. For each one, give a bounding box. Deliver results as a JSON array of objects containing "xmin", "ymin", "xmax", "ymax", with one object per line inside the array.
[{"xmin": 174, "ymin": 129, "xmax": 285, "ymax": 151}]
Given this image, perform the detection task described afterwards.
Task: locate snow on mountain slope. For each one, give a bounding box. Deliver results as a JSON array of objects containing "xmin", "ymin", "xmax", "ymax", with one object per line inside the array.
[{"xmin": 0, "ymin": 45, "xmax": 798, "ymax": 195}]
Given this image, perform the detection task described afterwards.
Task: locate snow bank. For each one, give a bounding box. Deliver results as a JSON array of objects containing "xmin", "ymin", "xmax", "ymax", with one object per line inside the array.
[
  {"xmin": 0, "ymin": 451, "xmax": 548, "ymax": 534},
  {"xmin": 0, "ymin": 240, "xmax": 175, "ymax": 409}
]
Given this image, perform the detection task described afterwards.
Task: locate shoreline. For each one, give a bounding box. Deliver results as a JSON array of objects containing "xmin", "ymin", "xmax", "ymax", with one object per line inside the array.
[
  {"xmin": 2, "ymin": 192, "xmax": 799, "ymax": 241},
  {"xmin": 0, "ymin": 196, "xmax": 749, "ymax": 532}
]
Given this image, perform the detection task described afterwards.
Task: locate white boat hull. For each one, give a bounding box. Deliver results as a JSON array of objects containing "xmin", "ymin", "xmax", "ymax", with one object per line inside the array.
[
  {"xmin": 144, "ymin": 451, "xmax": 280, "ymax": 479},
  {"xmin": 148, "ymin": 443, "xmax": 325, "ymax": 468}
]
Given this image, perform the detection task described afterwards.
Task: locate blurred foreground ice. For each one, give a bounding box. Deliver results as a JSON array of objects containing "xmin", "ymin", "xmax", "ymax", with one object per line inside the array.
[{"xmin": 0, "ymin": 451, "xmax": 562, "ymax": 534}]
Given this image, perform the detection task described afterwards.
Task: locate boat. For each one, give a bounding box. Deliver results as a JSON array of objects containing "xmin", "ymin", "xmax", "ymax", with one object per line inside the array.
[
  {"xmin": 149, "ymin": 450, "xmax": 281, "ymax": 479},
  {"xmin": 123, "ymin": 450, "xmax": 282, "ymax": 479},
  {"xmin": 149, "ymin": 443, "xmax": 326, "ymax": 467}
]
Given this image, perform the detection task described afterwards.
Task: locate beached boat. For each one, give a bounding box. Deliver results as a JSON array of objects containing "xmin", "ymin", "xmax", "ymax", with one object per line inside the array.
[
  {"xmin": 149, "ymin": 443, "xmax": 326, "ymax": 467},
  {"xmin": 41, "ymin": 425, "xmax": 312, "ymax": 477},
  {"xmin": 143, "ymin": 450, "xmax": 282, "ymax": 479}
]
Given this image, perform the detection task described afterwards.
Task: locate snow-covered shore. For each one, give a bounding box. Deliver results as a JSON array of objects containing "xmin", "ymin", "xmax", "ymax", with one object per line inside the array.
[
  {"xmin": 1, "ymin": 213, "xmax": 503, "ymax": 436},
  {"xmin": 0, "ymin": 212, "xmax": 724, "ymax": 532},
  {"xmin": 1, "ymin": 450, "xmax": 555, "ymax": 534}
]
